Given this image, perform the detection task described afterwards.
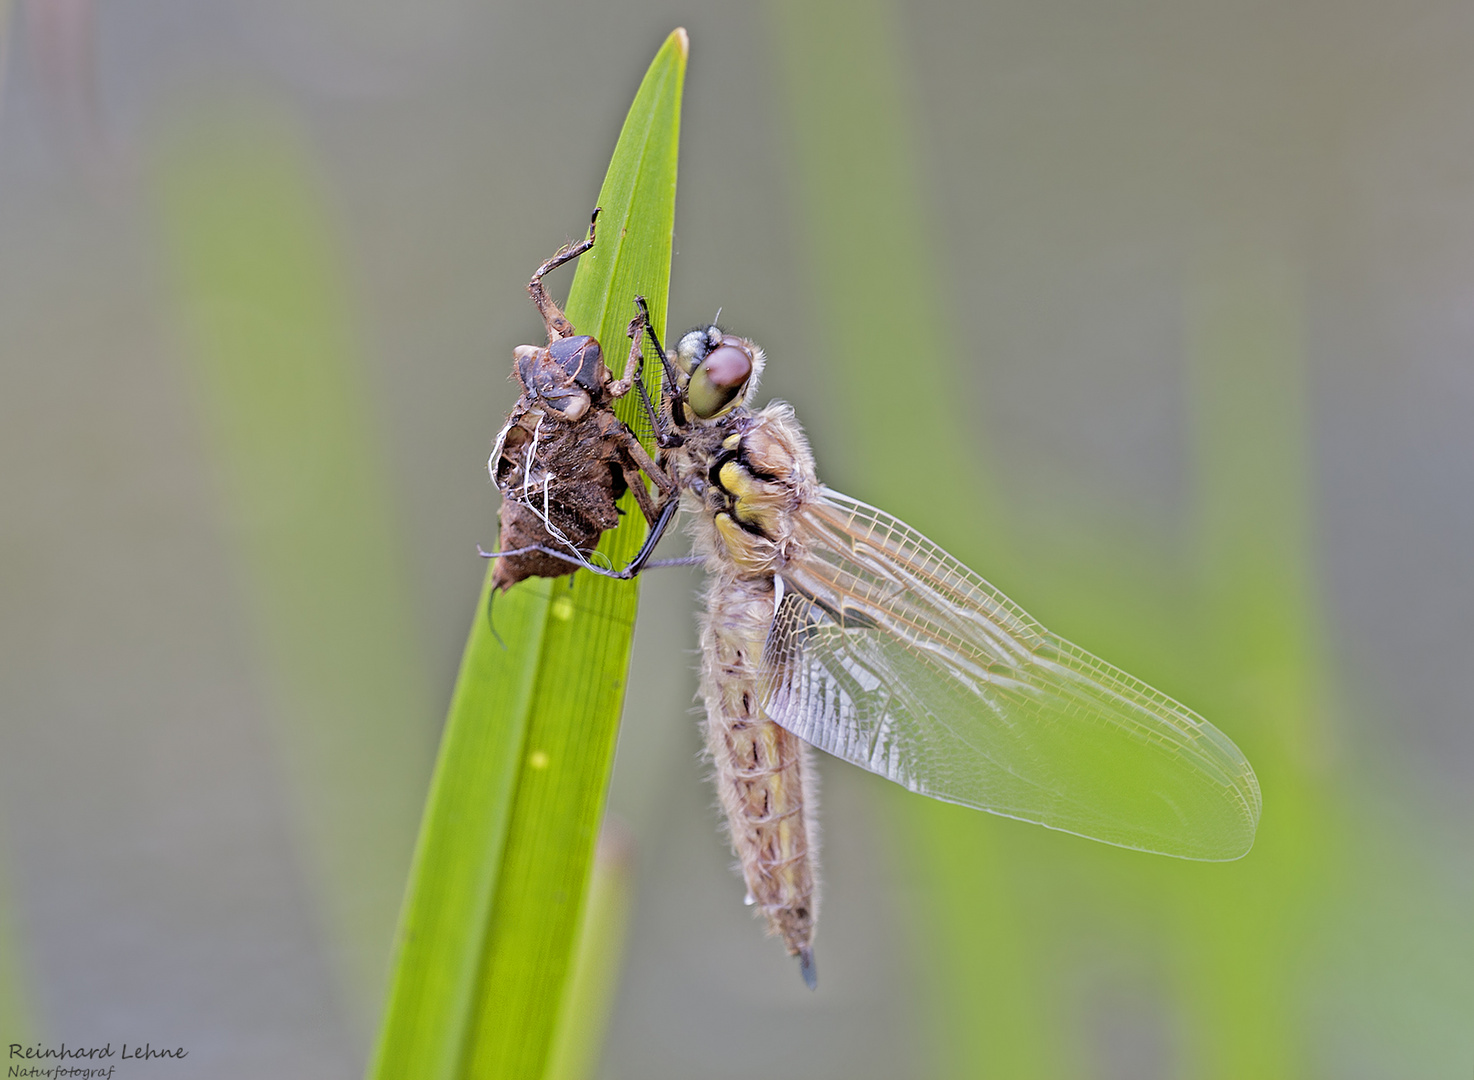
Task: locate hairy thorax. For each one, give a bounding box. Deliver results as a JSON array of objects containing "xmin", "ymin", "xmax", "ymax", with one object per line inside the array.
[{"xmin": 669, "ymin": 402, "xmax": 820, "ymax": 580}]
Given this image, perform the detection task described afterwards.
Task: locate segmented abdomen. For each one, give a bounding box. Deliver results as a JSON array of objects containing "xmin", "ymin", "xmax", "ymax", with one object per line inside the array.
[{"xmin": 699, "ymin": 573, "xmax": 819, "ymax": 971}]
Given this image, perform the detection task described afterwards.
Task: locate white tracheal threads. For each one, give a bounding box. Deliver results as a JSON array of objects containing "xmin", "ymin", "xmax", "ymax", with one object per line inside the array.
[{"xmin": 699, "ymin": 574, "xmax": 819, "ymax": 974}]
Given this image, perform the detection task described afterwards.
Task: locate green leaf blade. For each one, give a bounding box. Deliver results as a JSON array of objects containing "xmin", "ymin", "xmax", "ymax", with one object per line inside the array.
[
  {"xmin": 370, "ymin": 28, "xmax": 687, "ymax": 1080},
  {"xmin": 370, "ymin": 576, "xmax": 552, "ymax": 1080}
]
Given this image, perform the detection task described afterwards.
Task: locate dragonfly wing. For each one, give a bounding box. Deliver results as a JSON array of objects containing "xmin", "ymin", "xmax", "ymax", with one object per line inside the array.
[{"xmin": 760, "ymin": 488, "xmax": 1262, "ymax": 861}]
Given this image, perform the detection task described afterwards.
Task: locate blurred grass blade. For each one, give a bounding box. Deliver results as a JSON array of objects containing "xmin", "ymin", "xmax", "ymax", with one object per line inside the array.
[
  {"xmin": 152, "ymin": 107, "xmax": 436, "ymax": 1036},
  {"xmin": 765, "ymin": 0, "xmax": 1000, "ymax": 556},
  {"xmin": 766, "ymin": 3, "xmax": 1060, "ymax": 1076},
  {"xmin": 370, "ymin": 29, "xmax": 686, "ymax": 1080},
  {"xmin": 1174, "ymin": 250, "xmax": 1328, "ymax": 1077}
]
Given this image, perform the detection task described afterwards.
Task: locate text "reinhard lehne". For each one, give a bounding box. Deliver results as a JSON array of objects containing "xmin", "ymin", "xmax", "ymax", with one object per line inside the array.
[{"xmin": 9, "ymin": 1043, "xmax": 186, "ymax": 1062}]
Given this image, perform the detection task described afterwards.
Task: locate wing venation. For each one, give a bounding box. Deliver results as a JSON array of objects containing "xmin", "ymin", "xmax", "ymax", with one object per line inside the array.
[{"xmin": 760, "ymin": 488, "xmax": 1261, "ymax": 860}]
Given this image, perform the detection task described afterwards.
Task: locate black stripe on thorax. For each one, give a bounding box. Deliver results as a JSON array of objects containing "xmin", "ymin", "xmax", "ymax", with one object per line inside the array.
[{"xmin": 708, "ymin": 441, "xmax": 783, "ymax": 494}]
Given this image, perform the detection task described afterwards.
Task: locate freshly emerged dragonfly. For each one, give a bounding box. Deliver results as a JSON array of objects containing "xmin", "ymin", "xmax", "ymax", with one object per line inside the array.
[{"xmin": 491, "ymin": 297, "xmax": 1262, "ymax": 989}]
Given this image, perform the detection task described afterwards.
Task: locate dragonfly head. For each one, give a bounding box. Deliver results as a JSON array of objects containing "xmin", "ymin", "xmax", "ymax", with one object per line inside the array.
[{"xmin": 674, "ymin": 325, "xmax": 765, "ymax": 419}]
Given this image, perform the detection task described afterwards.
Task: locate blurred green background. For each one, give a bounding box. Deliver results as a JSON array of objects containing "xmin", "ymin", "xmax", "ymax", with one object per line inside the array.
[{"xmin": 1, "ymin": 1, "xmax": 1471, "ymax": 1078}]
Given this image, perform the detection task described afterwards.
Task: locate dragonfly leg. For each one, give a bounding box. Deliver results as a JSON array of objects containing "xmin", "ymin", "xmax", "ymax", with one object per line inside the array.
[
  {"xmin": 476, "ymin": 496, "xmax": 681, "ymax": 581},
  {"xmin": 616, "ymin": 453, "xmax": 672, "ymax": 528},
  {"xmin": 632, "ymin": 295, "xmax": 689, "ymax": 437},
  {"xmin": 615, "ymin": 300, "xmax": 680, "ymax": 448}
]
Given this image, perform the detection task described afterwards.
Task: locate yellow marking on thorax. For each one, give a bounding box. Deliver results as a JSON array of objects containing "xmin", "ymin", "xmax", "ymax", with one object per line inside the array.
[
  {"xmin": 718, "ymin": 459, "xmax": 749, "ymax": 496},
  {"xmin": 713, "ymin": 512, "xmax": 772, "ymax": 577},
  {"xmin": 718, "ymin": 460, "xmax": 783, "ymax": 536}
]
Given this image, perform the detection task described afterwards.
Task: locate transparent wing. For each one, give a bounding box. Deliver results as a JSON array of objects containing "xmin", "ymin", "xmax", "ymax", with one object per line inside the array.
[{"xmin": 761, "ymin": 488, "xmax": 1262, "ymax": 860}]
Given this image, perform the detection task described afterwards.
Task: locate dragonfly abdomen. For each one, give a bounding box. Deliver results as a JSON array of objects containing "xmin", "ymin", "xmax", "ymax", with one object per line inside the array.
[{"xmin": 699, "ymin": 572, "xmax": 819, "ymax": 986}]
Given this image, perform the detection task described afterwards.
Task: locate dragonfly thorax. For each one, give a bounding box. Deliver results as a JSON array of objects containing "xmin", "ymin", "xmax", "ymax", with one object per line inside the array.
[{"xmin": 667, "ymin": 403, "xmax": 819, "ymax": 582}]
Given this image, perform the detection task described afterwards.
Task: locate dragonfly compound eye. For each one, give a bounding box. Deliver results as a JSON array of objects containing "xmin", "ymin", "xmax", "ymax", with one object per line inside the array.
[
  {"xmin": 674, "ymin": 326, "xmax": 714, "ymax": 373},
  {"xmin": 688, "ymin": 340, "xmax": 754, "ymax": 419}
]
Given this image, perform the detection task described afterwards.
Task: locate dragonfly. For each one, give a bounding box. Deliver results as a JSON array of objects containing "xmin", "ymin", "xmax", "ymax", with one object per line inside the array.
[{"xmin": 490, "ymin": 295, "xmax": 1262, "ymax": 990}]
